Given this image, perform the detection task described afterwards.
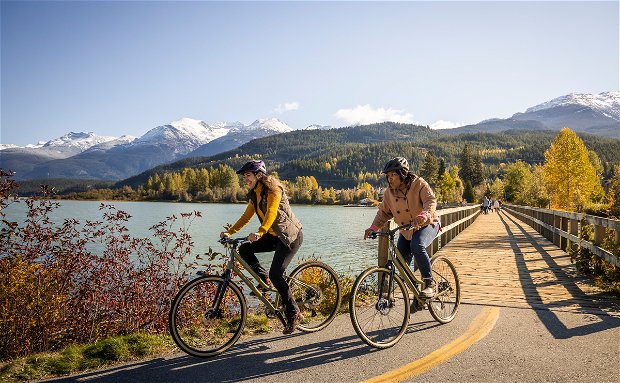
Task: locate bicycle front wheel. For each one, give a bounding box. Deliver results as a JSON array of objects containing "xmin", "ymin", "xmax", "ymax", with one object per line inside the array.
[
  {"xmin": 428, "ymin": 256, "xmax": 461, "ymax": 324},
  {"xmin": 169, "ymin": 275, "xmax": 246, "ymax": 357},
  {"xmin": 349, "ymin": 267, "xmax": 410, "ymax": 349},
  {"xmin": 288, "ymin": 261, "xmax": 342, "ymax": 332}
]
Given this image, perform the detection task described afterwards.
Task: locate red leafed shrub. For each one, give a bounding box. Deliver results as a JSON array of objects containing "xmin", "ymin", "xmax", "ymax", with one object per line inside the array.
[{"xmin": 0, "ymin": 170, "xmax": 208, "ymax": 359}]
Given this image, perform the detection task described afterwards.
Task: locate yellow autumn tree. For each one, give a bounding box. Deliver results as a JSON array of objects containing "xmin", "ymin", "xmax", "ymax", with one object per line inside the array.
[{"xmin": 543, "ymin": 128, "xmax": 603, "ymax": 211}]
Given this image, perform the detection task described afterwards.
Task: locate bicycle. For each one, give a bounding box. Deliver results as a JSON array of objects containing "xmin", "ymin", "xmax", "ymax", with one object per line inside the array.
[
  {"xmin": 349, "ymin": 223, "xmax": 461, "ymax": 348},
  {"xmin": 169, "ymin": 236, "xmax": 342, "ymax": 357}
]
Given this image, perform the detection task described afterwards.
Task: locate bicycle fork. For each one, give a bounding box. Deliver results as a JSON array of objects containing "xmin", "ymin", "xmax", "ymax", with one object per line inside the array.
[
  {"xmin": 207, "ymin": 270, "xmax": 232, "ymax": 319},
  {"xmin": 376, "ymin": 262, "xmax": 397, "ymax": 312}
]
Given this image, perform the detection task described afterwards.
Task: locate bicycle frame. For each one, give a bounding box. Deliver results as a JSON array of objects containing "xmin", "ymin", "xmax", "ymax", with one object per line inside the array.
[
  {"xmin": 213, "ymin": 238, "xmax": 287, "ymax": 325},
  {"xmin": 376, "ymin": 225, "xmax": 449, "ymax": 303}
]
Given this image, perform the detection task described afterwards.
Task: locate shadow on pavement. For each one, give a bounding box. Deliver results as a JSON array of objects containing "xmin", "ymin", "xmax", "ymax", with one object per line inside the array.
[
  {"xmin": 43, "ymin": 330, "xmax": 382, "ymax": 383},
  {"xmin": 499, "ymin": 211, "xmax": 620, "ymax": 339}
]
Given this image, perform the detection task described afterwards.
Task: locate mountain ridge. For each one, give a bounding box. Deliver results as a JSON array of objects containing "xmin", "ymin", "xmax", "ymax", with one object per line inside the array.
[{"xmin": 1, "ymin": 91, "xmax": 618, "ymax": 181}]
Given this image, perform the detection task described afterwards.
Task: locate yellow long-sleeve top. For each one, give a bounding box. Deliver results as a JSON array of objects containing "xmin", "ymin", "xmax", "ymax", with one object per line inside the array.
[{"xmin": 226, "ymin": 183, "xmax": 282, "ymax": 237}]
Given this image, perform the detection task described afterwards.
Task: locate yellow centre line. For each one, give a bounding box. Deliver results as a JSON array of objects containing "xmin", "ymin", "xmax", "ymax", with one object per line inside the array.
[{"xmin": 362, "ymin": 306, "xmax": 500, "ymax": 383}]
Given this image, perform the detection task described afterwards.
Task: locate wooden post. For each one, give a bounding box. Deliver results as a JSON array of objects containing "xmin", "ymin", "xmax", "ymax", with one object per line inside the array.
[
  {"xmin": 440, "ymin": 213, "xmax": 448, "ymax": 247},
  {"xmin": 594, "ymin": 223, "xmax": 605, "ymax": 275},
  {"xmin": 569, "ymin": 218, "xmax": 579, "ymax": 251},
  {"xmin": 560, "ymin": 216, "xmax": 568, "ymax": 251},
  {"xmin": 553, "ymin": 214, "xmax": 561, "ymax": 247}
]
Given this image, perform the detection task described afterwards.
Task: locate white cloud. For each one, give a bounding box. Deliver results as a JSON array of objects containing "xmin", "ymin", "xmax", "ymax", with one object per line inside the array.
[
  {"xmin": 334, "ymin": 104, "xmax": 414, "ymax": 125},
  {"xmin": 274, "ymin": 101, "xmax": 300, "ymax": 114},
  {"xmin": 429, "ymin": 120, "xmax": 464, "ymax": 130}
]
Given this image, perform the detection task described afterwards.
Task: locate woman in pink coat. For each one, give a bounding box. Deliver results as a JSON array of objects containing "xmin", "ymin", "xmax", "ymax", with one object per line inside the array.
[{"xmin": 364, "ymin": 157, "xmax": 440, "ymax": 298}]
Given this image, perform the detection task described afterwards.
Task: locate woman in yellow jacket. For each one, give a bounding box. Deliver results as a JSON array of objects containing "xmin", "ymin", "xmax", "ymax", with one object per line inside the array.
[
  {"xmin": 364, "ymin": 157, "xmax": 440, "ymax": 299},
  {"xmin": 220, "ymin": 160, "xmax": 303, "ymax": 334}
]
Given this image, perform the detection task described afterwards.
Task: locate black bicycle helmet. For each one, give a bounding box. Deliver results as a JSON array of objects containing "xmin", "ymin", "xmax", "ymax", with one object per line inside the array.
[
  {"xmin": 382, "ymin": 157, "xmax": 410, "ymax": 174},
  {"xmin": 236, "ymin": 160, "xmax": 267, "ymax": 174}
]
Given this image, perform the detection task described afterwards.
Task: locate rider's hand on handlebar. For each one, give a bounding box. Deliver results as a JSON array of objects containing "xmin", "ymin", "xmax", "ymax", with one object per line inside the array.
[{"xmin": 364, "ymin": 228, "xmax": 375, "ymax": 240}]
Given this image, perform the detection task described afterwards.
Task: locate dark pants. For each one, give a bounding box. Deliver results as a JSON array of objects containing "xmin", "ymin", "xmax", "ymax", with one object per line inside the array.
[
  {"xmin": 397, "ymin": 223, "xmax": 440, "ymax": 280},
  {"xmin": 238, "ymin": 231, "xmax": 303, "ymax": 318}
]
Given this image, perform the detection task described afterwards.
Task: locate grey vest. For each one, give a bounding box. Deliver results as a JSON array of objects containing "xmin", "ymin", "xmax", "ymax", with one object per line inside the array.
[{"xmin": 249, "ymin": 185, "xmax": 302, "ymax": 247}]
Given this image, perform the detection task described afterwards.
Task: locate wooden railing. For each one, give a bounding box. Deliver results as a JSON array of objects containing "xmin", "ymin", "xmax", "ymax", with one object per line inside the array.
[
  {"xmin": 378, "ymin": 204, "xmax": 480, "ymax": 264},
  {"xmin": 503, "ymin": 204, "xmax": 620, "ymax": 267}
]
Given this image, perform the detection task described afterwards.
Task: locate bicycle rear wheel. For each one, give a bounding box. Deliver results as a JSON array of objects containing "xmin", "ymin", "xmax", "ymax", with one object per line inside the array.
[
  {"xmin": 428, "ymin": 256, "xmax": 461, "ymax": 324},
  {"xmin": 349, "ymin": 267, "xmax": 410, "ymax": 348},
  {"xmin": 169, "ymin": 275, "xmax": 246, "ymax": 357},
  {"xmin": 288, "ymin": 261, "xmax": 341, "ymax": 332}
]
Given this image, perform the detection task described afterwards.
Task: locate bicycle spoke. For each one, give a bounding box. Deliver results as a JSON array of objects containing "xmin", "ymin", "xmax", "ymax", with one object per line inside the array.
[
  {"xmin": 428, "ymin": 257, "xmax": 461, "ymax": 324},
  {"xmin": 289, "ymin": 262, "xmax": 341, "ymax": 332},
  {"xmin": 349, "ymin": 268, "xmax": 409, "ymax": 348},
  {"xmin": 169, "ymin": 276, "xmax": 246, "ymax": 357}
]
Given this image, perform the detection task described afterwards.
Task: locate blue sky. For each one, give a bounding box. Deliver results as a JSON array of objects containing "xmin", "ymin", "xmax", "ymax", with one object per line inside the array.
[{"xmin": 1, "ymin": 1, "xmax": 618, "ymax": 146}]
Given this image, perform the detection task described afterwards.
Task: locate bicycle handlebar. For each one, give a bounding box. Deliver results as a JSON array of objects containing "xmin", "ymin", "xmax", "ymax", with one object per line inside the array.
[
  {"xmin": 218, "ymin": 236, "xmax": 250, "ymax": 247},
  {"xmin": 369, "ymin": 223, "xmax": 418, "ymax": 239}
]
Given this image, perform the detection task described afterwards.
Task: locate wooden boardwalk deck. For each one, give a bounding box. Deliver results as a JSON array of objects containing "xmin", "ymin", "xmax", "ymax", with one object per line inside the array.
[{"xmin": 436, "ymin": 209, "xmax": 620, "ymax": 316}]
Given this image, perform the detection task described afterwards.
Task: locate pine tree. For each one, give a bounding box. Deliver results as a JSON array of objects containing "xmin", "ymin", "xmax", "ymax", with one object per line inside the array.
[
  {"xmin": 420, "ymin": 151, "xmax": 439, "ymax": 189},
  {"xmin": 458, "ymin": 144, "xmax": 484, "ymax": 186},
  {"xmin": 543, "ymin": 128, "xmax": 603, "ymax": 211},
  {"xmin": 438, "ymin": 158, "xmax": 446, "ymax": 181},
  {"xmin": 462, "ymin": 181, "xmax": 475, "ymax": 203}
]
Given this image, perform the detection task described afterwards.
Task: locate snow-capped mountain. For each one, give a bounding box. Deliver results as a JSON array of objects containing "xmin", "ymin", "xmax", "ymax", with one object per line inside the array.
[
  {"xmin": 0, "ymin": 132, "xmax": 125, "ymax": 178},
  {"xmin": 447, "ymin": 91, "xmax": 619, "ymax": 138},
  {"xmin": 42, "ymin": 132, "xmax": 117, "ymax": 153},
  {"xmin": 4, "ymin": 91, "xmax": 618, "ymax": 182},
  {"xmin": 301, "ymin": 124, "xmax": 334, "ymax": 130},
  {"xmin": 523, "ymin": 92, "xmax": 619, "ymax": 121},
  {"xmin": 133, "ymin": 118, "xmax": 238, "ymax": 154},
  {"xmin": 187, "ymin": 118, "xmax": 293, "ymax": 158},
  {"xmin": 7, "ymin": 117, "xmax": 294, "ymax": 180},
  {"xmin": 0, "ymin": 144, "xmax": 18, "ymax": 151},
  {"xmin": 1, "ymin": 132, "xmax": 116, "ymax": 153},
  {"xmin": 241, "ymin": 118, "xmax": 293, "ymax": 134},
  {"xmin": 82, "ymin": 135, "xmax": 137, "ymax": 153}
]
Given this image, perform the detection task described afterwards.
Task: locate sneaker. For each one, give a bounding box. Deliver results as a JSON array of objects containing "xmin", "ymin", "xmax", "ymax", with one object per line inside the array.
[
  {"xmin": 410, "ymin": 298, "xmax": 424, "ymax": 314},
  {"xmin": 283, "ymin": 312, "xmax": 304, "ymax": 334},
  {"xmin": 421, "ymin": 280, "xmax": 435, "ymax": 298}
]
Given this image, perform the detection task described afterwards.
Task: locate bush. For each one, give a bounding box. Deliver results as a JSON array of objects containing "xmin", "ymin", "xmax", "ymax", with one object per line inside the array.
[
  {"xmin": 0, "ymin": 170, "xmax": 206, "ymax": 359},
  {"xmin": 567, "ymin": 218, "xmax": 620, "ymax": 295}
]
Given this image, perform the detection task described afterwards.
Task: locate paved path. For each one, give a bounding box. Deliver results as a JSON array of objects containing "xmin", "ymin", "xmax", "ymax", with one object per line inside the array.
[{"xmin": 42, "ymin": 210, "xmax": 620, "ymax": 382}]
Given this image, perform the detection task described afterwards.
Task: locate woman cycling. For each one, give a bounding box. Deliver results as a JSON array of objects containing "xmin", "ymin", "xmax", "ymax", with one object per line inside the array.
[
  {"xmin": 364, "ymin": 157, "xmax": 440, "ymax": 298},
  {"xmin": 220, "ymin": 160, "xmax": 304, "ymax": 334}
]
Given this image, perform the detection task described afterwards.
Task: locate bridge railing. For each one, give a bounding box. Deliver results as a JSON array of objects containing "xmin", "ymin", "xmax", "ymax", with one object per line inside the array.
[
  {"xmin": 503, "ymin": 204, "xmax": 620, "ymax": 267},
  {"xmin": 378, "ymin": 204, "xmax": 481, "ymax": 265}
]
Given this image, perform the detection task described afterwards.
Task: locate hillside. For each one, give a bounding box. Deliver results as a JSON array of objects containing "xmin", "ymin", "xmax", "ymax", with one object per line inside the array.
[{"xmin": 116, "ymin": 123, "xmax": 620, "ymax": 189}]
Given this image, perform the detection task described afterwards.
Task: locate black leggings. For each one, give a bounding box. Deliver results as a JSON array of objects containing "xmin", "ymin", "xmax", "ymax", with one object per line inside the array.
[{"xmin": 238, "ymin": 231, "xmax": 303, "ymax": 317}]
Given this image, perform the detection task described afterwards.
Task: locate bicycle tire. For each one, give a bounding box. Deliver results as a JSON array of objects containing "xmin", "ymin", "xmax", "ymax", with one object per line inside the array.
[
  {"xmin": 169, "ymin": 275, "xmax": 246, "ymax": 357},
  {"xmin": 349, "ymin": 267, "xmax": 410, "ymax": 349},
  {"xmin": 288, "ymin": 261, "xmax": 342, "ymax": 332},
  {"xmin": 428, "ymin": 256, "xmax": 461, "ymax": 324}
]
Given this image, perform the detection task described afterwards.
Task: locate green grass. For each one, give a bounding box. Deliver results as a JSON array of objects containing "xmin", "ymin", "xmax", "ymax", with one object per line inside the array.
[
  {"xmin": 0, "ymin": 311, "xmax": 288, "ymax": 382},
  {"xmin": 0, "ymin": 333, "xmax": 175, "ymax": 382}
]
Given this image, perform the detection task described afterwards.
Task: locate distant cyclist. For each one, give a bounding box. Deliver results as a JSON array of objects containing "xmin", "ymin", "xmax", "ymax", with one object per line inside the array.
[
  {"xmin": 364, "ymin": 157, "xmax": 440, "ymax": 298},
  {"xmin": 220, "ymin": 160, "xmax": 304, "ymax": 334}
]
